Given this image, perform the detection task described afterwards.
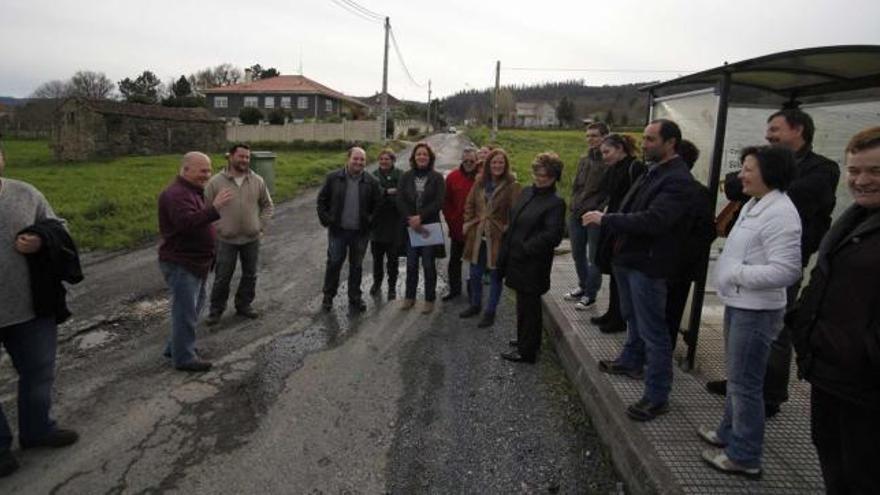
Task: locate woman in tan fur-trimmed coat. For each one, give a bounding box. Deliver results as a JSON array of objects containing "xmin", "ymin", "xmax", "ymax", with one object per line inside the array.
[{"xmin": 459, "ymin": 148, "xmax": 521, "ymax": 327}]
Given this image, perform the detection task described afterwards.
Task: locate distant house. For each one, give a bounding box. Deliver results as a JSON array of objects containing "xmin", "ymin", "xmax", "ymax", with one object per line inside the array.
[
  {"xmin": 202, "ymin": 75, "xmax": 370, "ymax": 122},
  {"xmin": 52, "ymin": 97, "xmax": 225, "ymax": 161},
  {"xmin": 357, "ymin": 92, "xmax": 404, "ymax": 117},
  {"xmin": 515, "ymin": 102, "xmax": 559, "ymax": 128}
]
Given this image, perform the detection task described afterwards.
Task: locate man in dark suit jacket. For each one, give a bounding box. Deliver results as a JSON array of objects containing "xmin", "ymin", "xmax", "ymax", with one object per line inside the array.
[
  {"xmin": 583, "ymin": 119, "xmax": 694, "ymax": 422},
  {"xmin": 707, "ymin": 108, "xmax": 840, "ymax": 417}
]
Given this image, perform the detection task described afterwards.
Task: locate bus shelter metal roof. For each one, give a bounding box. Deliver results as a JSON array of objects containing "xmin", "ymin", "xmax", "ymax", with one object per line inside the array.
[
  {"xmin": 640, "ymin": 45, "xmax": 880, "ymax": 369},
  {"xmin": 642, "ymin": 45, "xmax": 880, "ymax": 100}
]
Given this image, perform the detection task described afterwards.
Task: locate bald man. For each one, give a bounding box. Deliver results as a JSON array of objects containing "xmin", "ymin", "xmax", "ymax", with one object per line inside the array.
[
  {"xmin": 316, "ymin": 147, "xmax": 382, "ymax": 312},
  {"xmin": 157, "ymin": 152, "xmax": 233, "ymax": 372}
]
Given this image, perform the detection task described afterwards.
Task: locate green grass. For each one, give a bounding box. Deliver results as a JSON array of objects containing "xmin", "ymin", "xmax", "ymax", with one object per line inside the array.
[
  {"xmin": 466, "ymin": 127, "xmax": 642, "ymax": 208},
  {"xmin": 2, "ymin": 140, "xmax": 394, "ymax": 251}
]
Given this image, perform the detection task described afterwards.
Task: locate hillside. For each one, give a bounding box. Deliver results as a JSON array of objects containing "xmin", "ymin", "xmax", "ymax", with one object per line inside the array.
[{"xmin": 439, "ymin": 79, "xmax": 656, "ymax": 128}]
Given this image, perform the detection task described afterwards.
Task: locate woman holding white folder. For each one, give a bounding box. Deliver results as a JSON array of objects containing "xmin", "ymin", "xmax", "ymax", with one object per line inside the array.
[{"xmin": 397, "ymin": 142, "xmax": 446, "ymax": 313}]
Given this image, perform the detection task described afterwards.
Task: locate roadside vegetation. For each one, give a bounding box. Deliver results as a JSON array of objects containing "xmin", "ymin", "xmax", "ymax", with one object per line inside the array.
[
  {"xmin": 466, "ymin": 127, "xmax": 643, "ymax": 207},
  {"xmin": 2, "ymin": 139, "xmax": 399, "ymax": 251}
]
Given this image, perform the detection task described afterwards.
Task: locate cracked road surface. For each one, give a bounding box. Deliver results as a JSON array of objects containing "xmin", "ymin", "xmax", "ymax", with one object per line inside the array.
[{"xmin": 0, "ymin": 133, "xmax": 621, "ymax": 493}]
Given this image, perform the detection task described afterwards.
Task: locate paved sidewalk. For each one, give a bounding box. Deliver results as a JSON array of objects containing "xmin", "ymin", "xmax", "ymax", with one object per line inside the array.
[{"xmin": 543, "ymin": 251, "xmax": 824, "ymax": 494}]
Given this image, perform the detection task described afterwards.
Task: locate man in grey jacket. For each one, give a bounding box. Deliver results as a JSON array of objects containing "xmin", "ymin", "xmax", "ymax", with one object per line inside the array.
[
  {"xmin": 204, "ymin": 143, "xmax": 274, "ymax": 325},
  {"xmin": 0, "ymin": 147, "xmax": 78, "ymax": 477},
  {"xmin": 566, "ymin": 122, "xmax": 610, "ymax": 310}
]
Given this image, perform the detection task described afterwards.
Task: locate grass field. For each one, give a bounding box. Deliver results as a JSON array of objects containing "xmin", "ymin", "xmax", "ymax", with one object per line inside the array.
[
  {"xmin": 1, "ymin": 139, "xmax": 392, "ymax": 251},
  {"xmin": 466, "ymin": 127, "xmax": 642, "ymax": 208}
]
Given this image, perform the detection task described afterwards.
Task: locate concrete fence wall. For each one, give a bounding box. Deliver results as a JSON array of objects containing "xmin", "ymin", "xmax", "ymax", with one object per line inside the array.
[{"xmin": 226, "ymin": 120, "xmax": 382, "ymax": 143}]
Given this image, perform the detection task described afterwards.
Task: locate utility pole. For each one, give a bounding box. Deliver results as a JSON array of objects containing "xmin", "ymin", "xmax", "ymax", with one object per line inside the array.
[
  {"xmin": 381, "ymin": 17, "xmax": 390, "ymax": 143},
  {"xmin": 426, "ymin": 79, "xmax": 432, "ymax": 134},
  {"xmin": 492, "ymin": 60, "xmax": 500, "ymax": 141}
]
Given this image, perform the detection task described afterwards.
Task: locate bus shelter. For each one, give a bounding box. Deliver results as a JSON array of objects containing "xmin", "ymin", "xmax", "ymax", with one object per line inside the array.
[{"xmin": 640, "ymin": 45, "xmax": 880, "ymax": 369}]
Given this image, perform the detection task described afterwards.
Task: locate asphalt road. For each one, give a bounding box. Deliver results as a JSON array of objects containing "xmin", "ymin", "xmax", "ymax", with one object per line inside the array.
[{"xmin": 0, "ymin": 133, "xmax": 621, "ymax": 494}]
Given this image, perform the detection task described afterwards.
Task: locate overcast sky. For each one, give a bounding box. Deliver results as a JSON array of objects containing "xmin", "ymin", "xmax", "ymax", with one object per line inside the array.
[{"xmin": 2, "ymin": 0, "xmax": 879, "ymax": 101}]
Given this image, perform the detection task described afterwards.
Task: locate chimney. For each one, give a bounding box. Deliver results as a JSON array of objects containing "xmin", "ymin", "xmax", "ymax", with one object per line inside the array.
[{"xmin": 244, "ymin": 68, "xmax": 253, "ymax": 83}]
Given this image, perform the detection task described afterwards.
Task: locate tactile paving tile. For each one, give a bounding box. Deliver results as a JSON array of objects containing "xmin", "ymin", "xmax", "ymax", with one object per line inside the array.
[{"xmin": 547, "ymin": 257, "xmax": 824, "ymax": 494}]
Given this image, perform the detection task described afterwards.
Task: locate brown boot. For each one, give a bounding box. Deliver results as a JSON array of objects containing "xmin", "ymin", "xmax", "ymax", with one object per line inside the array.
[
  {"xmin": 421, "ymin": 301, "xmax": 434, "ymax": 314},
  {"xmin": 400, "ymin": 298, "xmax": 415, "ymax": 310}
]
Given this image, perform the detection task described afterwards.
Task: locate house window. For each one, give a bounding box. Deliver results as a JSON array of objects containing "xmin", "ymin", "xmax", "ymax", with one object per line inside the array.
[
  {"xmin": 265, "ymin": 97, "xmax": 275, "ymax": 109},
  {"xmin": 325, "ymin": 99, "xmax": 333, "ymax": 112},
  {"xmin": 244, "ymin": 96, "xmax": 258, "ymax": 108},
  {"xmin": 297, "ymin": 96, "xmax": 309, "ymax": 109},
  {"xmin": 281, "ymin": 96, "xmax": 291, "ymax": 109},
  {"xmin": 66, "ymin": 112, "xmax": 76, "ymax": 125},
  {"xmin": 213, "ymin": 96, "xmax": 228, "ymax": 108}
]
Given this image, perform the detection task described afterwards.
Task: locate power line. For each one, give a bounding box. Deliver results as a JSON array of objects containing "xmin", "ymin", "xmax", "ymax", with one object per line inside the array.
[
  {"xmin": 504, "ymin": 66, "xmax": 698, "ymax": 74},
  {"xmin": 328, "ymin": 0, "xmax": 381, "ymax": 24},
  {"xmin": 338, "ymin": 0, "xmax": 384, "ymax": 20},
  {"xmin": 389, "ymin": 27, "xmax": 425, "ymax": 88}
]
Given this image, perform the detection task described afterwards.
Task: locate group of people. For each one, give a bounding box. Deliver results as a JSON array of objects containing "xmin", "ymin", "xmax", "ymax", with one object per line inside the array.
[
  {"xmin": 569, "ymin": 111, "xmax": 878, "ymax": 490},
  {"xmin": 0, "ymin": 109, "xmax": 876, "ymax": 491},
  {"xmin": 315, "ymin": 141, "xmax": 566, "ymax": 364}
]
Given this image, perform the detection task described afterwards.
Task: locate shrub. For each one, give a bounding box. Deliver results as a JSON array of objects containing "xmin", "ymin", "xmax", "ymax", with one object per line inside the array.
[
  {"xmin": 267, "ymin": 109, "xmax": 288, "ymax": 125},
  {"xmin": 239, "ymin": 107, "xmax": 264, "ymax": 125}
]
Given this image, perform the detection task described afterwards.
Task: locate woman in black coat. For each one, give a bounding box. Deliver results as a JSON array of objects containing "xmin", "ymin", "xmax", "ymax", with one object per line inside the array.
[
  {"xmin": 591, "ymin": 133, "xmax": 646, "ymax": 334},
  {"xmin": 396, "ymin": 142, "xmax": 446, "ymax": 313},
  {"xmin": 497, "ymin": 152, "xmax": 566, "ymax": 363}
]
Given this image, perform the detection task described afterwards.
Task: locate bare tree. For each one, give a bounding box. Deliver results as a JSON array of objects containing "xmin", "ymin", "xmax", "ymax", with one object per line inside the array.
[
  {"xmin": 30, "ymin": 79, "xmax": 71, "ymax": 99},
  {"xmin": 68, "ymin": 70, "xmax": 115, "ymax": 99},
  {"xmin": 187, "ymin": 63, "xmax": 243, "ymax": 93}
]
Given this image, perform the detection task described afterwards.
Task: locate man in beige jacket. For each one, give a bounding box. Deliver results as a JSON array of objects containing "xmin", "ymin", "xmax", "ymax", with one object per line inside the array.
[{"xmin": 204, "ymin": 143, "xmax": 274, "ymax": 324}]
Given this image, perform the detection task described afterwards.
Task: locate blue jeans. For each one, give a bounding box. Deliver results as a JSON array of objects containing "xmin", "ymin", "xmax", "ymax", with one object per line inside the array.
[
  {"xmin": 568, "ymin": 216, "xmax": 602, "ymax": 298},
  {"xmin": 468, "ymin": 241, "xmax": 503, "ymax": 314},
  {"xmin": 717, "ymin": 306, "xmax": 784, "ymax": 469},
  {"xmin": 0, "ymin": 317, "xmax": 58, "ymax": 451},
  {"xmin": 160, "ymin": 262, "xmax": 207, "ymax": 367},
  {"xmin": 405, "ymin": 242, "xmax": 437, "ymax": 302},
  {"xmin": 322, "ymin": 228, "xmax": 369, "ymax": 301},
  {"xmin": 209, "ymin": 239, "xmax": 260, "ymax": 315},
  {"xmin": 614, "ymin": 265, "xmax": 672, "ymax": 405}
]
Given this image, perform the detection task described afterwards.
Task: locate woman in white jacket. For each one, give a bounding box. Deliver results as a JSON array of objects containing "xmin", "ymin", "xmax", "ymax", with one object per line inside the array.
[{"xmin": 699, "ymin": 145, "xmax": 802, "ymax": 478}]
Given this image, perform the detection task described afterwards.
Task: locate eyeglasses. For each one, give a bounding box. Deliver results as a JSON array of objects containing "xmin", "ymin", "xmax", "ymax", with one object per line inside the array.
[{"xmin": 532, "ymin": 171, "xmax": 550, "ymax": 178}]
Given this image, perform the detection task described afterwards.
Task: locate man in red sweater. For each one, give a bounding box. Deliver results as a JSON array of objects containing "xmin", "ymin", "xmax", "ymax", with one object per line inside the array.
[
  {"xmin": 441, "ymin": 147, "xmax": 478, "ymax": 300},
  {"xmin": 158, "ymin": 152, "xmax": 232, "ymax": 372}
]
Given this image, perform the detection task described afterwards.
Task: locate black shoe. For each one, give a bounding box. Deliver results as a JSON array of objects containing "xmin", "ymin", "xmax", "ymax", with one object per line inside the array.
[
  {"xmin": 500, "ymin": 351, "xmax": 536, "ymax": 363},
  {"xmin": 477, "ymin": 312, "xmax": 495, "ymax": 328},
  {"xmin": 205, "ymin": 313, "xmax": 222, "ymax": 326},
  {"xmin": 20, "ymin": 428, "xmax": 79, "ymax": 450},
  {"xmin": 0, "ymin": 450, "xmax": 19, "ymax": 477},
  {"xmin": 235, "ymin": 307, "xmax": 259, "ymax": 319},
  {"xmin": 598, "ymin": 359, "xmax": 643, "ymax": 379},
  {"xmin": 441, "ymin": 292, "xmax": 461, "ymax": 302},
  {"xmin": 765, "ymin": 403, "xmax": 780, "ymax": 418},
  {"xmin": 387, "ymin": 286, "xmax": 397, "ymax": 300},
  {"xmin": 459, "ymin": 306, "xmax": 481, "ymax": 318},
  {"xmin": 322, "ymin": 295, "xmax": 333, "ymax": 311},
  {"xmin": 175, "ymin": 360, "xmax": 212, "ymax": 372},
  {"xmin": 599, "ymin": 321, "xmax": 626, "ymax": 334},
  {"xmin": 349, "ymin": 299, "xmax": 367, "ymax": 312},
  {"xmin": 369, "ymin": 283, "xmax": 381, "ymax": 296},
  {"xmin": 590, "ymin": 313, "xmax": 611, "ymax": 325},
  {"xmin": 706, "ymin": 379, "xmax": 727, "ymax": 396},
  {"xmin": 626, "ymin": 398, "xmax": 669, "ymax": 422},
  {"xmin": 508, "ymin": 339, "xmax": 519, "ymax": 347}
]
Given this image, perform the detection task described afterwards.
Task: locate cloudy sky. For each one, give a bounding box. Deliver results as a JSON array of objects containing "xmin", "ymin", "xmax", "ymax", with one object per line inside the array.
[{"xmin": 2, "ymin": 0, "xmax": 879, "ymax": 101}]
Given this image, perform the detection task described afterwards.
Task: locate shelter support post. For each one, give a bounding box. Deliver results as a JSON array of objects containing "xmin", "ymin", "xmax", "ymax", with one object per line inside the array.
[{"xmin": 684, "ymin": 72, "xmax": 730, "ymax": 370}]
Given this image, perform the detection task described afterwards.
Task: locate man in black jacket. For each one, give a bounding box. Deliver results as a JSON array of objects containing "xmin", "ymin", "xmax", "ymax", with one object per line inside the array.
[
  {"xmin": 707, "ymin": 108, "xmax": 840, "ymax": 417},
  {"xmin": 316, "ymin": 147, "xmax": 382, "ymax": 312},
  {"xmin": 583, "ymin": 119, "xmax": 694, "ymax": 422},
  {"xmin": 790, "ymin": 126, "xmax": 880, "ymax": 494}
]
